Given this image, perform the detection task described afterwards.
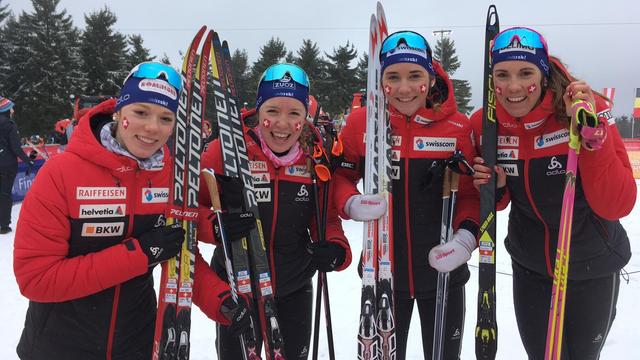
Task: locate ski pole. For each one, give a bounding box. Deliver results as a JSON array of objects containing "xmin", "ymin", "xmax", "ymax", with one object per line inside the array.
[{"xmin": 202, "ymin": 168, "xmax": 261, "ymax": 360}]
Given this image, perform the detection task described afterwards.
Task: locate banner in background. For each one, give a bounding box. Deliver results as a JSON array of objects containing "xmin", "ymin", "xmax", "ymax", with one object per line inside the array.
[
  {"xmin": 11, "ymin": 159, "xmax": 45, "ymax": 202},
  {"xmin": 634, "ymin": 88, "xmax": 640, "ymax": 118},
  {"xmin": 624, "ymin": 139, "xmax": 640, "ymax": 179},
  {"xmin": 602, "ymin": 87, "xmax": 615, "ymax": 108}
]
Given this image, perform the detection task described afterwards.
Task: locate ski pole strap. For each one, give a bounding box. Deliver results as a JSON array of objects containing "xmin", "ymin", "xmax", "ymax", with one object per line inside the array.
[
  {"xmin": 446, "ymin": 150, "xmax": 474, "ymax": 176},
  {"xmin": 571, "ymin": 99, "xmax": 598, "ymax": 152}
]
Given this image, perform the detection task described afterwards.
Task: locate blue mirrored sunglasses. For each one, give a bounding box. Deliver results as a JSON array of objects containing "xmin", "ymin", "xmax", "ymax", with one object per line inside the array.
[
  {"xmin": 492, "ymin": 27, "xmax": 548, "ymax": 54},
  {"xmin": 380, "ymin": 31, "xmax": 432, "ymax": 57},
  {"xmin": 124, "ymin": 62, "xmax": 182, "ymax": 92},
  {"xmin": 260, "ymin": 63, "xmax": 310, "ymax": 88}
]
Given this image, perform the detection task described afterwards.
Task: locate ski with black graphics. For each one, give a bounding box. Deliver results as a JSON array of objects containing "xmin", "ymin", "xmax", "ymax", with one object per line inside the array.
[
  {"xmin": 210, "ymin": 31, "xmax": 285, "ymax": 360},
  {"xmin": 153, "ymin": 26, "xmax": 210, "ymax": 360},
  {"xmin": 475, "ymin": 6, "xmax": 499, "ymax": 360}
]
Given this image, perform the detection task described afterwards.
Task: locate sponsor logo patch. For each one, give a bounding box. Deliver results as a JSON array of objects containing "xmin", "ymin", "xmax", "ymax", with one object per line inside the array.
[
  {"xmin": 286, "ymin": 165, "xmax": 309, "ymax": 177},
  {"xmin": 142, "ymin": 188, "xmax": 170, "ymax": 203},
  {"xmin": 252, "ymin": 172, "xmax": 270, "ymax": 184},
  {"xmin": 413, "ymin": 137, "xmax": 456, "ymax": 151},
  {"xmin": 255, "ymin": 188, "xmax": 271, "ymax": 202},
  {"xmin": 414, "ymin": 115, "xmax": 434, "ymax": 125},
  {"xmin": 79, "ymin": 204, "xmax": 126, "ymax": 218},
  {"xmin": 81, "ymin": 222, "xmax": 125, "ymax": 237},
  {"xmin": 500, "ymin": 163, "xmax": 519, "ymax": 176},
  {"xmin": 597, "ymin": 109, "xmax": 615, "ymax": 125},
  {"xmin": 497, "ymin": 136, "xmax": 519, "ymax": 147},
  {"xmin": 534, "ymin": 129, "xmax": 569, "ymax": 149},
  {"xmin": 524, "ymin": 118, "xmax": 546, "ymax": 130},
  {"xmin": 391, "ymin": 165, "xmax": 400, "ymax": 180},
  {"xmin": 77, "ymin": 187, "xmax": 126, "ymax": 200},
  {"xmin": 295, "ymin": 185, "xmax": 310, "ymax": 202},
  {"xmin": 497, "ymin": 149, "xmax": 519, "ymax": 160},
  {"xmin": 391, "ymin": 150, "xmax": 401, "ymax": 162},
  {"xmin": 391, "ymin": 136, "xmax": 402, "ymax": 147},
  {"xmin": 249, "ymin": 161, "xmax": 268, "ymax": 172},
  {"xmin": 139, "ymin": 79, "xmax": 177, "ymax": 100},
  {"xmin": 546, "ymin": 156, "xmax": 565, "ymax": 176}
]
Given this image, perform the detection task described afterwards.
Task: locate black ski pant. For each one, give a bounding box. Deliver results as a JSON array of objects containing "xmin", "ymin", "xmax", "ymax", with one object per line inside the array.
[
  {"xmin": 395, "ymin": 286, "xmax": 465, "ymax": 360},
  {"xmin": 216, "ymin": 281, "xmax": 313, "ymax": 359},
  {"xmin": 512, "ymin": 260, "xmax": 620, "ymax": 360},
  {"xmin": 0, "ymin": 167, "xmax": 17, "ymax": 228}
]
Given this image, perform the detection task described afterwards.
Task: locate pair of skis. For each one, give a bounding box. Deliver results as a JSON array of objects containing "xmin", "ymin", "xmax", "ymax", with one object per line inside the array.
[
  {"xmin": 209, "ymin": 30, "xmax": 286, "ymax": 360},
  {"xmin": 153, "ymin": 26, "xmax": 211, "ymax": 360},
  {"xmin": 475, "ymin": 5, "xmax": 500, "ymax": 360},
  {"xmin": 358, "ymin": 2, "xmax": 396, "ymax": 360}
]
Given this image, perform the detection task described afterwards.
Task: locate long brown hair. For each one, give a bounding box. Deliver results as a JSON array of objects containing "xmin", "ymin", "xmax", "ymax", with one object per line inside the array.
[{"xmin": 546, "ymin": 56, "xmax": 609, "ymax": 126}]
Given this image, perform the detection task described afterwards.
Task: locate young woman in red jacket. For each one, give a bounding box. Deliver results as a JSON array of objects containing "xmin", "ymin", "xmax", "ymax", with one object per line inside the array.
[
  {"xmin": 333, "ymin": 31, "xmax": 479, "ymax": 359},
  {"xmin": 198, "ymin": 63, "xmax": 351, "ymax": 359},
  {"xmin": 13, "ymin": 62, "xmax": 247, "ymax": 360},
  {"xmin": 471, "ymin": 27, "xmax": 635, "ymax": 359}
]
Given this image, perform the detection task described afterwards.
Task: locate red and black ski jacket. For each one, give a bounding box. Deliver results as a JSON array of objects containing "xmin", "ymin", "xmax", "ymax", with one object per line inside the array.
[
  {"xmin": 199, "ymin": 124, "xmax": 351, "ymax": 299},
  {"xmin": 470, "ymin": 83, "xmax": 635, "ymax": 280},
  {"xmin": 13, "ymin": 99, "xmax": 231, "ymax": 360},
  {"xmin": 333, "ymin": 62, "xmax": 480, "ymax": 299}
]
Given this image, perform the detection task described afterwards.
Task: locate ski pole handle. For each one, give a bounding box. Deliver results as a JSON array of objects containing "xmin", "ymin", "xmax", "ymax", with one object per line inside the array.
[{"xmin": 202, "ymin": 168, "xmax": 222, "ymax": 212}]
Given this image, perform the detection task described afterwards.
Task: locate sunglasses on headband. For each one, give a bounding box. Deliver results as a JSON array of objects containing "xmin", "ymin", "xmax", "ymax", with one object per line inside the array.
[
  {"xmin": 380, "ymin": 31, "xmax": 432, "ymax": 57},
  {"xmin": 492, "ymin": 27, "xmax": 549, "ymax": 54},
  {"xmin": 259, "ymin": 63, "xmax": 310, "ymax": 88},
  {"xmin": 124, "ymin": 62, "xmax": 182, "ymax": 92}
]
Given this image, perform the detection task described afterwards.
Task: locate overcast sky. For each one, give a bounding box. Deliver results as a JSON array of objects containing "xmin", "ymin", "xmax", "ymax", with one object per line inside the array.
[{"xmin": 8, "ymin": 0, "xmax": 640, "ymax": 116}]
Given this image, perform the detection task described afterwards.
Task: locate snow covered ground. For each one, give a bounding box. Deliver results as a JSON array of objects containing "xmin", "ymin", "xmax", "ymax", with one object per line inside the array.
[{"xmin": 1, "ymin": 183, "xmax": 639, "ymax": 359}]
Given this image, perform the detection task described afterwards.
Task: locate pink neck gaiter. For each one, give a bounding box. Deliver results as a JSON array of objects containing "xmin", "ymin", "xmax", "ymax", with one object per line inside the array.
[{"xmin": 255, "ymin": 129, "xmax": 303, "ymax": 167}]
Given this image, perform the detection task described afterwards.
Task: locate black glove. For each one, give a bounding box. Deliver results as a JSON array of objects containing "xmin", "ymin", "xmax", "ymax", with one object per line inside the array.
[
  {"xmin": 220, "ymin": 292, "xmax": 254, "ymax": 337},
  {"xmin": 214, "ymin": 211, "xmax": 256, "ymax": 243},
  {"xmin": 135, "ymin": 223, "xmax": 185, "ymax": 267},
  {"xmin": 307, "ymin": 241, "xmax": 346, "ymax": 272},
  {"xmin": 216, "ymin": 173, "xmax": 246, "ymax": 209}
]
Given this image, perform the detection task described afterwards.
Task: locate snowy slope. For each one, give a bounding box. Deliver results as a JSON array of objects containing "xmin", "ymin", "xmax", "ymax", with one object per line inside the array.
[{"xmin": 1, "ymin": 183, "xmax": 639, "ymax": 359}]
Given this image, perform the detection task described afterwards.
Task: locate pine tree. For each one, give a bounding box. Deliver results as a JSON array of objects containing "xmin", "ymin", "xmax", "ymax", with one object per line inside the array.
[
  {"xmin": 125, "ymin": 34, "xmax": 155, "ymax": 69},
  {"xmin": 2, "ymin": 0, "xmax": 83, "ymax": 136},
  {"xmin": 293, "ymin": 39, "xmax": 327, "ymax": 97},
  {"xmin": 229, "ymin": 49, "xmax": 252, "ymax": 107},
  {"xmin": 433, "ymin": 36, "xmax": 473, "ymax": 114},
  {"xmin": 355, "ymin": 52, "xmax": 368, "ymax": 94},
  {"xmin": 159, "ymin": 53, "xmax": 171, "ymax": 65},
  {"xmin": 249, "ymin": 37, "xmax": 288, "ymax": 102},
  {"xmin": 0, "ymin": 0, "xmax": 9, "ymax": 24},
  {"xmin": 80, "ymin": 6, "xmax": 128, "ymax": 96},
  {"xmin": 0, "ymin": 0, "xmax": 12, "ymax": 88},
  {"xmin": 320, "ymin": 42, "xmax": 359, "ymax": 115}
]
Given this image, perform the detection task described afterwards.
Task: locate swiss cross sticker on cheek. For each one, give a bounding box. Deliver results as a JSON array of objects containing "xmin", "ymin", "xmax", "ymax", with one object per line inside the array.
[
  {"xmin": 262, "ymin": 118, "xmax": 271, "ymax": 128},
  {"xmin": 528, "ymin": 84, "xmax": 537, "ymax": 94},
  {"xmin": 122, "ymin": 117, "xmax": 129, "ymax": 129},
  {"xmin": 420, "ymin": 84, "xmax": 427, "ymax": 94},
  {"xmin": 495, "ymin": 86, "xmax": 503, "ymax": 95},
  {"xmin": 294, "ymin": 122, "xmax": 302, "ymax": 132},
  {"xmin": 384, "ymin": 85, "xmax": 392, "ymax": 95}
]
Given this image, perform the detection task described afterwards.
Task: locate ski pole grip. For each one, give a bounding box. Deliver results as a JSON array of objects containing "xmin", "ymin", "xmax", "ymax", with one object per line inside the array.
[
  {"xmin": 202, "ymin": 168, "xmax": 222, "ymax": 212},
  {"xmin": 442, "ymin": 167, "xmax": 452, "ymax": 197},
  {"xmin": 572, "ymin": 100, "xmax": 598, "ymax": 128},
  {"xmin": 450, "ymin": 172, "xmax": 460, "ymax": 192}
]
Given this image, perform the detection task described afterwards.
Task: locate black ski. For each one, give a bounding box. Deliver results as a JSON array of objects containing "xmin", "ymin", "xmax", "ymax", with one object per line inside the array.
[
  {"xmin": 475, "ymin": 5, "xmax": 500, "ymax": 360},
  {"xmin": 210, "ymin": 31, "xmax": 286, "ymax": 360}
]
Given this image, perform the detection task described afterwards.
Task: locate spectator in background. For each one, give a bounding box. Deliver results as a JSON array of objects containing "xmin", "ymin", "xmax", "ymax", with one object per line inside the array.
[{"xmin": 0, "ymin": 97, "xmax": 33, "ymax": 234}]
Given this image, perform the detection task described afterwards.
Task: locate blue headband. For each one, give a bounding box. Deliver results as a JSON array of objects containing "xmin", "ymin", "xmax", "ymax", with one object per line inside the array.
[
  {"xmin": 255, "ymin": 78, "xmax": 309, "ymax": 112},
  {"xmin": 115, "ymin": 77, "xmax": 179, "ymax": 113},
  {"xmin": 491, "ymin": 27, "xmax": 550, "ymax": 78},
  {"xmin": 380, "ymin": 45, "xmax": 435, "ymax": 76}
]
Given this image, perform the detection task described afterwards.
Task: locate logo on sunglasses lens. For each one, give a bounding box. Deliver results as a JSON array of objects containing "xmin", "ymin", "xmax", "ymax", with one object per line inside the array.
[
  {"xmin": 499, "ymin": 38, "xmax": 536, "ymax": 55},
  {"xmin": 273, "ymin": 78, "xmax": 296, "ymax": 90}
]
